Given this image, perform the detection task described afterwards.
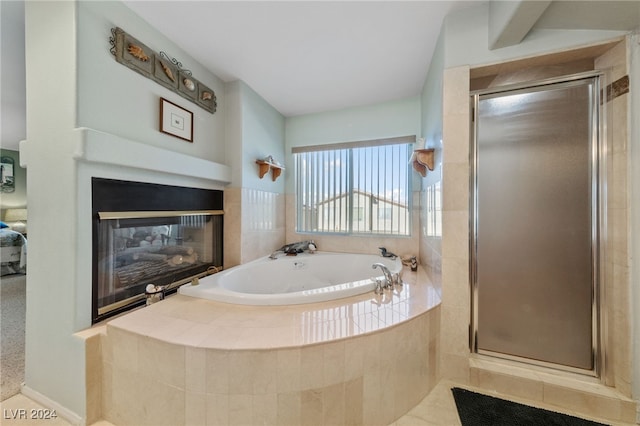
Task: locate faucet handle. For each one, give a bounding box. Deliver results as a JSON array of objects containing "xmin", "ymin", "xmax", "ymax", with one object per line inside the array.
[
  {"xmin": 371, "ymin": 277, "xmax": 384, "ymax": 295},
  {"xmin": 392, "ymin": 272, "xmax": 403, "ymax": 286}
]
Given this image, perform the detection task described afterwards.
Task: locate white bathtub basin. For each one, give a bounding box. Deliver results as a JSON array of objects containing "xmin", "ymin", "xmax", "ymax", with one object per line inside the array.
[{"xmin": 178, "ymin": 251, "xmax": 402, "ymax": 305}]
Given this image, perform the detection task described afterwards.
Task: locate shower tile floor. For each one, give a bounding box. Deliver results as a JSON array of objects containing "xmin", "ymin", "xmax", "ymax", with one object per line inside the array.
[{"xmin": 1, "ymin": 379, "xmax": 630, "ymax": 425}]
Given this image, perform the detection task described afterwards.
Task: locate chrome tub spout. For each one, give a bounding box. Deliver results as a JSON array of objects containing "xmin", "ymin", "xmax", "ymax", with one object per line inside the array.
[{"xmin": 372, "ymin": 262, "xmax": 393, "ymax": 290}]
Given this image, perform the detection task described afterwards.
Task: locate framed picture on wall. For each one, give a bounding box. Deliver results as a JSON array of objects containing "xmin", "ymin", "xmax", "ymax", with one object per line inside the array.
[{"xmin": 159, "ymin": 97, "xmax": 193, "ymax": 142}]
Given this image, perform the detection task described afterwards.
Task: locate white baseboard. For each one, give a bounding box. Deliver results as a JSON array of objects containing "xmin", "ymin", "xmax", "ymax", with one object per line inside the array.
[{"xmin": 20, "ymin": 384, "xmax": 84, "ymax": 426}]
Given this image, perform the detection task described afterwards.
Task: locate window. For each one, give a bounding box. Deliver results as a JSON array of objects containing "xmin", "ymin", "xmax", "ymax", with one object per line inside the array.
[
  {"xmin": 293, "ymin": 136, "xmax": 413, "ymax": 236},
  {"xmin": 425, "ymin": 181, "xmax": 442, "ymax": 237}
]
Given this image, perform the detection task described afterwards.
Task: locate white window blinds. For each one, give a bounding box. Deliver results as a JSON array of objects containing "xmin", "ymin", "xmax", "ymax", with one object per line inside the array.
[{"xmin": 293, "ymin": 135, "xmax": 414, "ymax": 236}]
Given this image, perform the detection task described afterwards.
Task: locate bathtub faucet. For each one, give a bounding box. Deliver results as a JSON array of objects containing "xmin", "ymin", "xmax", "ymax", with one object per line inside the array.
[{"xmin": 372, "ymin": 263, "xmax": 393, "ymax": 290}]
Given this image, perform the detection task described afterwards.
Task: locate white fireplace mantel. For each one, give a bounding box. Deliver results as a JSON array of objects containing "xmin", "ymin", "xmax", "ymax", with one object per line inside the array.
[{"xmin": 70, "ymin": 128, "xmax": 232, "ymax": 185}]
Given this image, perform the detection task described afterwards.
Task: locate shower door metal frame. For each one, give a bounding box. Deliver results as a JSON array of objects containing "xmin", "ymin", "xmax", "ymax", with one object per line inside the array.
[{"xmin": 469, "ymin": 71, "xmax": 606, "ymax": 377}]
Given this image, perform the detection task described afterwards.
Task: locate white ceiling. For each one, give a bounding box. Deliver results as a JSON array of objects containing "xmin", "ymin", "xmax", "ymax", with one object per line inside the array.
[
  {"xmin": 2, "ymin": 1, "xmax": 639, "ymax": 151},
  {"xmin": 1, "ymin": 0, "xmax": 476, "ymax": 151},
  {"xmin": 123, "ymin": 1, "xmax": 477, "ymax": 118}
]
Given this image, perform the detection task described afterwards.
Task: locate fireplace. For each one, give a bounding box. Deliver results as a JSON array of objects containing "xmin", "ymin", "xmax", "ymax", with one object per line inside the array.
[{"xmin": 92, "ymin": 178, "xmax": 223, "ymax": 323}]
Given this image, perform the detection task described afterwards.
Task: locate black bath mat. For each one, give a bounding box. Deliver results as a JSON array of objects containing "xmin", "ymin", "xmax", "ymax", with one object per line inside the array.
[{"xmin": 451, "ymin": 387, "xmax": 608, "ymax": 426}]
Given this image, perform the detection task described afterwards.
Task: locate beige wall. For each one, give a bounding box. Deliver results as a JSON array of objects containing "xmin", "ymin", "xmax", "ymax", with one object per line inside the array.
[
  {"xmin": 595, "ymin": 40, "xmax": 632, "ymax": 396},
  {"xmin": 439, "ymin": 65, "xmax": 472, "ymax": 381}
]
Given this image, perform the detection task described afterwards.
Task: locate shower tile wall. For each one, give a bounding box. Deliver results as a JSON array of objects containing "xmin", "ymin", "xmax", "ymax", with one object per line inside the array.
[
  {"xmin": 440, "ymin": 65, "xmax": 472, "ymax": 383},
  {"xmin": 595, "ymin": 39, "xmax": 632, "ymax": 397},
  {"xmin": 439, "ymin": 39, "xmax": 634, "ymax": 408}
]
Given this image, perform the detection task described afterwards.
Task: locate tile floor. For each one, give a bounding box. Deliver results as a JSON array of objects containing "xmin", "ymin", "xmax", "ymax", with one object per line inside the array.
[
  {"xmin": 2, "ymin": 379, "xmax": 633, "ymax": 425},
  {"xmin": 392, "ymin": 380, "xmax": 635, "ymax": 426}
]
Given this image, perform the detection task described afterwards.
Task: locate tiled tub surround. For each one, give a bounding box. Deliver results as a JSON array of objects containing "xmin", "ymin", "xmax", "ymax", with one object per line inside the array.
[
  {"xmin": 93, "ymin": 266, "xmax": 440, "ymax": 425},
  {"xmin": 224, "ymin": 188, "xmax": 286, "ymax": 268}
]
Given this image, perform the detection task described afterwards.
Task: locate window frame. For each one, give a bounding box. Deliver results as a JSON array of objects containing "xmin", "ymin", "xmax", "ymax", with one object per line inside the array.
[{"xmin": 293, "ymin": 135, "xmax": 415, "ymax": 237}]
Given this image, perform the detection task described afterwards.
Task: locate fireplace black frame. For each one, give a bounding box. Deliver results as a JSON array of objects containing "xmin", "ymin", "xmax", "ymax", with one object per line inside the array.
[{"xmin": 91, "ymin": 178, "xmax": 223, "ymax": 323}]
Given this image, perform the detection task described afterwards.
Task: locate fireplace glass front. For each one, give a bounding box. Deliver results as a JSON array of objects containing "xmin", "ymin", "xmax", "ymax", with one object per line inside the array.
[{"xmin": 96, "ymin": 211, "xmax": 222, "ymax": 319}]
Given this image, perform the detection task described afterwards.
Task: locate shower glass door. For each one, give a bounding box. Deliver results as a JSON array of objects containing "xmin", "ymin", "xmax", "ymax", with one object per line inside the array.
[{"xmin": 471, "ymin": 75, "xmax": 600, "ymax": 374}]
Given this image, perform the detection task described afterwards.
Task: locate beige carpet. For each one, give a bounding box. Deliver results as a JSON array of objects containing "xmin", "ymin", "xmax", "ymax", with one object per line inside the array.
[{"xmin": 1, "ymin": 273, "xmax": 26, "ymax": 401}]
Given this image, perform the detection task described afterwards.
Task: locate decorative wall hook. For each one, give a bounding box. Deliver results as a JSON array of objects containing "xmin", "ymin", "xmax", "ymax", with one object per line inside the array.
[
  {"xmin": 411, "ymin": 149, "xmax": 435, "ymax": 177},
  {"xmin": 159, "ymin": 51, "xmax": 192, "ymax": 76}
]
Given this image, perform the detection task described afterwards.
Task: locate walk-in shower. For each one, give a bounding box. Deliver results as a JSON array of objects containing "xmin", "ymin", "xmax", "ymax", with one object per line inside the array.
[{"xmin": 470, "ymin": 72, "xmax": 603, "ymax": 375}]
